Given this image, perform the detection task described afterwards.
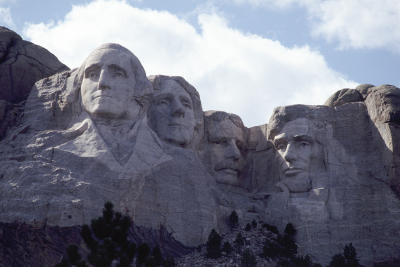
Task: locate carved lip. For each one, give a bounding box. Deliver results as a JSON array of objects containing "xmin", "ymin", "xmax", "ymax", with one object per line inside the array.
[
  {"xmin": 283, "ymin": 168, "xmax": 304, "ymax": 176},
  {"xmin": 93, "ymin": 95, "xmax": 112, "ymax": 99},
  {"xmin": 168, "ymin": 123, "xmax": 183, "ymax": 126},
  {"xmin": 216, "ymin": 168, "xmax": 239, "ymax": 176}
]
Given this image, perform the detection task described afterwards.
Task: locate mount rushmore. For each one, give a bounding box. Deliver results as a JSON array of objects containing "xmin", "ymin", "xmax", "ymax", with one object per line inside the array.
[{"xmin": 1, "ymin": 26, "xmax": 400, "ymax": 265}]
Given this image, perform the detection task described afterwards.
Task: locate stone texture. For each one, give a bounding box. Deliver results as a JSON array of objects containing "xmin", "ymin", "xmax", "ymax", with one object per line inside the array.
[
  {"xmin": 324, "ymin": 88, "xmax": 363, "ymax": 107},
  {"xmin": 1, "ymin": 40, "xmax": 400, "ymax": 266},
  {"xmin": 0, "ymin": 26, "xmax": 68, "ymax": 103}
]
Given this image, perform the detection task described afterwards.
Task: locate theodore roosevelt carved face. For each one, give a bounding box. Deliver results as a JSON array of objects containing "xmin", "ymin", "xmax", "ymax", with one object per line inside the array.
[{"xmin": 203, "ymin": 111, "xmax": 246, "ymax": 186}]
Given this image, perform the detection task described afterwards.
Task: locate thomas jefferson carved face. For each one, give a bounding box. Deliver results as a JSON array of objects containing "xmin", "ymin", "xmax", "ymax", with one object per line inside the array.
[
  {"xmin": 273, "ymin": 118, "xmax": 321, "ymax": 193},
  {"xmin": 205, "ymin": 116, "xmax": 245, "ymax": 186},
  {"xmin": 80, "ymin": 48, "xmax": 139, "ymax": 120},
  {"xmin": 149, "ymin": 79, "xmax": 196, "ymax": 146}
]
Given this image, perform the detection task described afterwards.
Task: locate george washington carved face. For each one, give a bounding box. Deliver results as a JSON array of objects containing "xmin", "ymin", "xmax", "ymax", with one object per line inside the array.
[{"xmin": 80, "ymin": 47, "xmax": 139, "ymax": 120}]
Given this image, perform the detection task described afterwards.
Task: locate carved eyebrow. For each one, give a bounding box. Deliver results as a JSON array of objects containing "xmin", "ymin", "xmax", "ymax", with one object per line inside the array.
[
  {"xmin": 84, "ymin": 63, "xmax": 100, "ymax": 74},
  {"xmin": 154, "ymin": 93, "xmax": 172, "ymax": 101},
  {"xmin": 108, "ymin": 64, "xmax": 127, "ymax": 77},
  {"xmin": 180, "ymin": 95, "xmax": 192, "ymax": 106},
  {"xmin": 293, "ymin": 135, "xmax": 313, "ymax": 142}
]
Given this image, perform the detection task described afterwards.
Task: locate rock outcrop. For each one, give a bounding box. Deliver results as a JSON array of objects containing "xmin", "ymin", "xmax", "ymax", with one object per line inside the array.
[
  {"xmin": 0, "ymin": 26, "xmax": 68, "ymax": 139},
  {"xmin": 1, "ymin": 40, "xmax": 400, "ymax": 266}
]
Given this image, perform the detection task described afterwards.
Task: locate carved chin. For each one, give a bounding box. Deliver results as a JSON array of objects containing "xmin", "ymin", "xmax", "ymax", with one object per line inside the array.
[
  {"xmin": 163, "ymin": 127, "xmax": 194, "ymax": 146},
  {"xmin": 215, "ymin": 170, "xmax": 239, "ymax": 186},
  {"xmin": 282, "ymin": 175, "xmax": 311, "ymax": 193}
]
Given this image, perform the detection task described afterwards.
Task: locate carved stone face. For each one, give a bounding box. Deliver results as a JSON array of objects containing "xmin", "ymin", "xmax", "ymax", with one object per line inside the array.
[
  {"xmin": 273, "ymin": 118, "xmax": 320, "ymax": 193},
  {"xmin": 206, "ymin": 118, "xmax": 245, "ymax": 186},
  {"xmin": 149, "ymin": 79, "xmax": 196, "ymax": 146},
  {"xmin": 373, "ymin": 87, "xmax": 400, "ymax": 123},
  {"xmin": 80, "ymin": 48, "xmax": 139, "ymax": 120}
]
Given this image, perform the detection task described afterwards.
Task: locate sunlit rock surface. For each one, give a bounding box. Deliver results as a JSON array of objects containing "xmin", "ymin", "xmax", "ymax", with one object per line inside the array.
[{"xmin": 0, "ymin": 39, "xmax": 400, "ymax": 266}]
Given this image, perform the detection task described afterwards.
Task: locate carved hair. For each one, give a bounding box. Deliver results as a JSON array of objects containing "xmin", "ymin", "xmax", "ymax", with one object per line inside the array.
[
  {"xmin": 204, "ymin": 110, "xmax": 244, "ymax": 130},
  {"xmin": 267, "ymin": 104, "xmax": 333, "ymax": 143}
]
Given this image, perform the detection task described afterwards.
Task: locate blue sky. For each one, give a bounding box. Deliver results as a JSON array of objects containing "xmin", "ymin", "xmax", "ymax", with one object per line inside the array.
[{"xmin": 1, "ymin": 0, "xmax": 400, "ymax": 126}]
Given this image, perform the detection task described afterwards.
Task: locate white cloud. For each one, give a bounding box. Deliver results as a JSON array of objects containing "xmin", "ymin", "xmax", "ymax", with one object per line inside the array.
[
  {"xmin": 0, "ymin": 7, "xmax": 15, "ymax": 28},
  {"xmin": 232, "ymin": 0, "xmax": 400, "ymax": 52},
  {"xmin": 23, "ymin": 0, "xmax": 355, "ymax": 127}
]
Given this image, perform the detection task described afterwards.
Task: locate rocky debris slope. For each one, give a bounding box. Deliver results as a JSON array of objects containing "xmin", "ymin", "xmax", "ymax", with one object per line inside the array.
[
  {"xmin": 0, "ymin": 221, "xmax": 191, "ymax": 267},
  {"xmin": 177, "ymin": 220, "xmax": 321, "ymax": 267}
]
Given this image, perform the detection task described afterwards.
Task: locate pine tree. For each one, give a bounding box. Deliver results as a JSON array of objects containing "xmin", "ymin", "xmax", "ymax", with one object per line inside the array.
[
  {"xmin": 229, "ymin": 210, "xmax": 239, "ymax": 229},
  {"xmin": 241, "ymin": 248, "xmax": 257, "ymax": 267},
  {"xmin": 55, "ymin": 202, "xmax": 137, "ymax": 267},
  {"xmin": 344, "ymin": 243, "xmax": 359, "ymax": 267},
  {"xmin": 328, "ymin": 243, "xmax": 360, "ymax": 267},
  {"xmin": 280, "ymin": 223, "xmax": 297, "ymax": 258},
  {"xmin": 206, "ymin": 229, "xmax": 222, "ymax": 259},
  {"xmin": 328, "ymin": 254, "xmax": 346, "ymax": 267},
  {"xmin": 137, "ymin": 243, "xmax": 151, "ymax": 266},
  {"xmin": 234, "ymin": 232, "xmax": 245, "ymax": 251},
  {"xmin": 55, "ymin": 245, "xmax": 87, "ymax": 267},
  {"xmin": 222, "ymin": 241, "xmax": 233, "ymax": 255}
]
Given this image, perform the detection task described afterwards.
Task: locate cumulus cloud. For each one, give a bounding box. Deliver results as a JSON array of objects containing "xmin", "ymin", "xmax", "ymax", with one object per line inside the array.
[
  {"xmin": 0, "ymin": 7, "xmax": 15, "ymax": 28},
  {"xmin": 232, "ymin": 0, "xmax": 400, "ymax": 52},
  {"xmin": 23, "ymin": 0, "xmax": 355, "ymax": 127}
]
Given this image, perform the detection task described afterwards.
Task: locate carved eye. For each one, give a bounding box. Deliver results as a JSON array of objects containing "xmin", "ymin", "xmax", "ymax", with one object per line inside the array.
[
  {"xmin": 158, "ymin": 98, "xmax": 170, "ymax": 105},
  {"xmin": 87, "ymin": 70, "xmax": 99, "ymax": 79},
  {"xmin": 299, "ymin": 141, "xmax": 310, "ymax": 147},
  {"xmin": 113, "ymin": 72, "xmax": 124, "ymax": 78},
  {"xmin": 181, "ymin": 97, "xmax": 192, "ymax": 109},
  {"xmin": 275, "ymin": 142, "xmax": 287, "ymax": 151}
]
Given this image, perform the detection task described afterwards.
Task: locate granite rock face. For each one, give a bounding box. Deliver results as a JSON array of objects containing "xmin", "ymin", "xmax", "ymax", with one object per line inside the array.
[
  {"xmin": 0, "ymin": 27, "xmax": 68, "ymax": 140},
  {"xmin": 1, "ymin": 41, "xmax": 400, "ymax": 266},
  {"xmin": 0, "ymin": 26, "xmax": 68, "ymax": 103}
]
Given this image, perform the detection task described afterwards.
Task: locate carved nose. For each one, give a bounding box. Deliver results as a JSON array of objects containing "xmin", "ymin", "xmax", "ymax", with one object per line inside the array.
[
  {"xmin": 283, "ymin": 143, "xmax": 296, "ymax": 163},
  {"xmin": 98, "ymin": 69, "xmax": 110, "ymax": 90},
  {"xmin": 171, "ymin": 100, "xmax": 184, "ymax": 117},
  {"xmin": 226, "ymin": 140, "xmax": 241, "ymax": 160}
]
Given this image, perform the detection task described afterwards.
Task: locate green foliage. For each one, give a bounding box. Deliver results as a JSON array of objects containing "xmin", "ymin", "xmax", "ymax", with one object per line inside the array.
[
  {"xmin": 137, "ymin": 243, "xmax": 151, "ymax": 266},
  {"xmin": 234, "ymin": 232, "xmax": 245, "ymax": 250},
  {"xmin": 56, "ymin": 202, "xmax": 174, "ymax": 267},
  {"xmin": 262, "ymin": 239, "xmax": 282, "ymax": 259},
  {"xmin": 206, "ymin": 229, "xmax": 222, "ymax": 259},
  {"xmin": 229, "ymin": 210, "xmax": 239, "ymax": 229},
  {"xmin": 328, "ymin": 243, "xmax": 360, "ymax": 267},
  {"xmin": 328, "ymin": 254, "xmax": 346, "ymax": 267},
  {"xmin": 241, "ymin": 248, "xmax": 257, "ymax": 267},
  {"xmin": 152, "ymin": 246, "xmax": 163, "ymax": 266},
  {"xmin": 284, "ymin": 223, "xmax": 296, "ymax": 237},
  {"xmin": 55, "ymin": 245, "xmax": 87, "ymax": 267},
  {"xmin": 222, "ymin": 241, "xmax": 233, "ymax": 255},
  {"xmin": 162, "ymin": 257, "xmax": 176, "ymax": 267},
  {"xmin": 245, "ymin": 223, "xmax": 251, "ymax": 231},
  {"xmin": 83, "ymin": 202, "xmax": 136, "ymax": 267},
  {"xmin": 262, "ymin": 223, "xmax": 279, "ymax": 235},
  {"xmin": 251, "ymin": 220, "xmax": 257, "ymax": 229}
]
